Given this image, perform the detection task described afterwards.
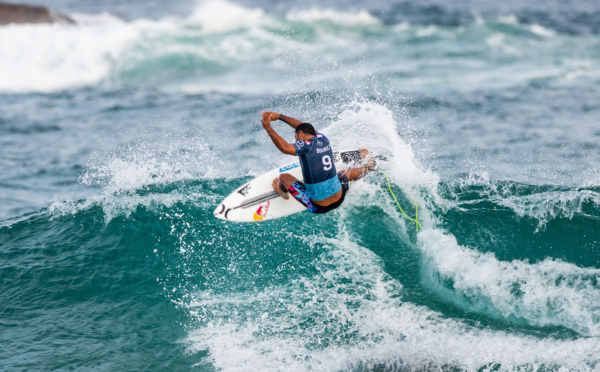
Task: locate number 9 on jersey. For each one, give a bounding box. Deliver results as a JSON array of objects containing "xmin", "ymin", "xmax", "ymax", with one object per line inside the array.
[{"xmin": 322, "ymin": 155, "xmax": 332, "ymax": 170}]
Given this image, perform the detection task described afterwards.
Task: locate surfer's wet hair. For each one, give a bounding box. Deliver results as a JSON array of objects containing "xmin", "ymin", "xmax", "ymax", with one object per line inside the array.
[{"xmin": 295, "ymin": 123, "xmax": 316, "ymax": 136}]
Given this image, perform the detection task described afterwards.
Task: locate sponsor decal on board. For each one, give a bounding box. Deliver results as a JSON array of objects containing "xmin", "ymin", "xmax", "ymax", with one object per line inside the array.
[
  {"xmin": 253, "ymin": 200, "xmax": 271, "ymax": 221},
  {"xmin": 237, "ymin": 184, "xmax": 251, "ymax": 197},
  {"xmin": 279, "ymin": 163, "xmax": 299, "ymax": 173}
]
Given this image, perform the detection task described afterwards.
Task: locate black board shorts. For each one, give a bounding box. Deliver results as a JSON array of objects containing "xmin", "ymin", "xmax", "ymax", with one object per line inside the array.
[{"xmin": 288, "ymin": 173, "xmax": 349, "ymax": 214}]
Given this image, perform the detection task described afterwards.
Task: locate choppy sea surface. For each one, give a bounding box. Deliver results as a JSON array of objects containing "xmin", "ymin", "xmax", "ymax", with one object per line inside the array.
[{"xmin": 1, "ymin": 0, "xmax": 600, "ymax": 370}]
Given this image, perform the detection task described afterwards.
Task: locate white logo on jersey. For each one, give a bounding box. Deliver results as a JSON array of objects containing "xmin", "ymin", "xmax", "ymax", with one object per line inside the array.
[
  {"xmin": 296, "ymin": 140, "xmax": 305, "ymax": 148},
  {"xmin": 316, "ymin": 145, "xmax": 331, "ymax": 153}
]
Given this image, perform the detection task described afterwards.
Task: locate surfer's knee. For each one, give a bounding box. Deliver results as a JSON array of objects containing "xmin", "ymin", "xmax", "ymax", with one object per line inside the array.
[
  {"xmin": 279, "ymin": 173, "xmax": 298, "ymax": 188},
  {"xmin": 272, "ymin": 175, "xmax": 292, "ymax": 199}
]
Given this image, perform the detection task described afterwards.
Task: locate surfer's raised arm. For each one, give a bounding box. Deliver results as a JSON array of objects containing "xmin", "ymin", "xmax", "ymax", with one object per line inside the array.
[
  {"xmin": 266, "ymin": 111, "xmax": 302, "ymax": 129},
  {"xmin": 262, "ymin": 111, "xmax": 296, "ymax": 155}
]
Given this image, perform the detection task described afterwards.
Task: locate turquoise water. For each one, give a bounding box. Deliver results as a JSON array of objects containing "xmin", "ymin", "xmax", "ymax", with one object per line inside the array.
[
  {"xmin": 1, "ymin": 1, "xmax": 600, "ymax": 370},
  {"xmin": 3, "ymin": 175, "xmax": 600, "ymax": 370}
]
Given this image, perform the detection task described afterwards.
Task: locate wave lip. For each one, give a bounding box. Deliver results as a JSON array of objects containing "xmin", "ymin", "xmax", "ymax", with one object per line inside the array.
[
  {"xmin": 447, "ymin": 175, "xmax": 600, "ymax": 229},
  {"xmin": 0, "ymin": 16, "xmax": 136, "ymax": 93},
  {"xmin": 186, "ymin": 0, "xmax": 265, "ymax": 34},
  {"xmin": 420, "ymin": 228, "xmax": 600, "ymax": 337},
  {"xmin": 286, "ymin": 7, "xmax": 381, "ymax": 26}
]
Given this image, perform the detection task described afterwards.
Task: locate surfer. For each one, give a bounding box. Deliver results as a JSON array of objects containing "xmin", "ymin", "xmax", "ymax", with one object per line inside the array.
[{"xmin": 261, "ymin": 111, "xmax": 373, "ymax": 214}]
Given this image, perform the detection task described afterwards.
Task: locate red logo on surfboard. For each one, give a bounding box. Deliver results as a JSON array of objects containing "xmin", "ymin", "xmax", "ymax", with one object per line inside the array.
[{"xmin": 253, "ymin": 201, "xmax": 270, "ymax": 221}]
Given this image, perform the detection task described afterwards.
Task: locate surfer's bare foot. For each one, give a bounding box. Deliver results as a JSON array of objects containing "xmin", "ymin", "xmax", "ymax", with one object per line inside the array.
[
  {"xmin": 359, "ymin": 148, "xmax": 375, "ymax": 170},
  {"xmin": 272, "ymin": 178, "xmax": 290, "ymax": 200}
]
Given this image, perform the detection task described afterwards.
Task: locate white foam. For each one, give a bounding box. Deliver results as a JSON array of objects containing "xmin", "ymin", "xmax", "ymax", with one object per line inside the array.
[
  {"xmin": 497, "ymin": 14, "xmax": 519, "ymax": 25},
  {"xmin": 187, "ymin": 0, "xmax": 266, "ymax": 34},
  {"xmin": 286, "ymin": 8, "xmax": 380, "ymax": 26},
  {"xmin": 486, "ymin": 33, "xmax": 524, "ymax": 57},
  {"xmin": 393, "ymin": 21, "xmax": 411, "ymax": 32},
  {"xmin": 324, "ymin": 100, "xmax": 440, "ymax": 220},
  {"xmin": 451, "ymin": 173, "xmax": 600, "ymax": 229},
  {"xmin": 527, "ymin": 24, "xmax": 556, "ymax": 38},
  {"xmin": 584, "ymin": 173, "xmax": 600, "ymax": 188},
  {"xmin": 416, "ymin": 25, "xmax": 438, "ymax": 38},
  {"xmin": 498, "ymin": 189, "xmax": 600, "ymax": 230},
  {"xmin": 472, "ymin": 10, "xmax": 485, "ymax": 26},
  {"xmin": 48, "ymin": 137, "xmax": 224, "ymax": 222},
  {"xmin": 182, "ymin": 233, "xmax": 600, "ymax": 371},
  {"xmin": 80, "ymin": 154, "xmax": 191, "ymax": 193},
  {"xmin": 47, "ymin": 188, "xmax": 214, "ymax": 223},
  {"xmin": 69, "ymin": 12, "xmax": 125, "ymax": 26},
  {"xmin": 0, "ymin": 20, "xmax": 139, "ymax": 92},
  {"xmin": 327, "ymin": 101, "xmax": 435, "ymax": 184},
  {"xmin": 419, "ymin": 228, "xmax": 600, "ymax": 337}
]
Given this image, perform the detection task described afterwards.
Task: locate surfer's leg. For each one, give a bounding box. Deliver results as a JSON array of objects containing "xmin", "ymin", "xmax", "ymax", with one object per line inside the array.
[
  {"xmin": 339, "ymin": 167, "xmax": 368, "ymax": 182},
  {"xmin": 272, "ymin": 173, "xmax": 298, "ymax": 200},
  {"xmin": 340, "ymin": 148, "xmax": 376, "ymax": 182},
  {"xmin": 272, "ymin": 178, "xmax": 290, "ymax": 199},
  {"xmin": 286, "ymin": 178, "xmax": 319, "ymax": 213}
]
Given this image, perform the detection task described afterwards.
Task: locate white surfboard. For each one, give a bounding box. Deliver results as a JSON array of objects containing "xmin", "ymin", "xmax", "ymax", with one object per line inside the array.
[{"xmin": 213, "ymin": 149, "xmax": 374, "ymax": 222}]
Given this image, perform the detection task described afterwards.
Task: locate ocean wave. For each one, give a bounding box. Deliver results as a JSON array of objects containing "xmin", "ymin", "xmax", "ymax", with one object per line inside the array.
[
  {"xmin": 180, "ymin": 231, "xmax": 600, "ymax": 371},
  {"xmin": 0, "ymin": 0, "xmax": 597, "ymax": 94},
  {"xmin": 46, "ymin": 185, "xmax": 216, "ymax": 224},
  {"xmin": 46, "ymin": 135, "xmax": 226, "ymax": 222},
  {"xmin": 0, "ymin": 20, "xmax": 137, "ymax": 92},
  {"xmin": 3, "ymin": 96, "xmax": 600, "ymax": 370},
  {"xmin": 420, "ymin": 229, "xmax": 600, "ymax": 337},
  {"xmin": 5, "ymin": 179, "xmax": 598, "ymax": 371},
  {"xmin": 285, "ymin": 7, "xmax": 380, "ymax": 26},
  {"xmin": 498, "ymin": 189, "xmax": 600, "ymax": 230},
  {"xmin": 171, "ymin": 100, "xmax": 600, "ymax": 369},
  {"xmin": 444, "ymin": 173, "xmax": 600, "ymax": 229}
]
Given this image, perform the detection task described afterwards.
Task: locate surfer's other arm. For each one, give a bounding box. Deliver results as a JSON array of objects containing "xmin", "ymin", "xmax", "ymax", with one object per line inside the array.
[
  {"xmin": 265, "ymin": 111, "xmax": 302, "ymax": 129},
  {"xmin": 262, "ymin": 111, "xmax": 295, "ymax": 155}
]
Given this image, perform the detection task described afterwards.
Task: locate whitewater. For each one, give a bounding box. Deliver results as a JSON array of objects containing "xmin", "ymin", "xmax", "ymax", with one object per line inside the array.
[{"xmin": 1, "ymin": 0, "xmax": 599, "ymax": 371}]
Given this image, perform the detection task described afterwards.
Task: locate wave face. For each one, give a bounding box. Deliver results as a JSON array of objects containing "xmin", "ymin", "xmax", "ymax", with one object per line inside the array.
[
  {"xmin": 2, "ymin": 101, "xmax": 600, "ymax": 371},
  {"xmin": 2, "ymin": 0, "xmax": 600, "ymax": 371}
]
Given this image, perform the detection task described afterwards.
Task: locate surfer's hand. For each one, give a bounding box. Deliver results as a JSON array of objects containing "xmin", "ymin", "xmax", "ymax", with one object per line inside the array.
[
  {"xmin": 261, "ymin": 111, "xmax": 271, "ymax": 129},
  {"xmin": 262, "ymin": 111, "xmax": 279, "ymax": 122}
]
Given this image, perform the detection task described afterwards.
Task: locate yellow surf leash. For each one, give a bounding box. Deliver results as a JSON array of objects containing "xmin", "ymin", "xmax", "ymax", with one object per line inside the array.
[{"xmin": 371, "ymin": 167, "xmax": 422, "ymax": 232}]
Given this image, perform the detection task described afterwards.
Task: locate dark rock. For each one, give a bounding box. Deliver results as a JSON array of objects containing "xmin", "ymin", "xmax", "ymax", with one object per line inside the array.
[{"xmin": 0, "ymin": 2, "xmax": 75, "ymax": 25}]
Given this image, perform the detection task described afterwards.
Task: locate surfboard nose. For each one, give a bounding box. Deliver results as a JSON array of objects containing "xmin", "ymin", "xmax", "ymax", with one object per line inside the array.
[{"xmin": 213, "ymin": 203, "xmax": 227, "ymax": 220}]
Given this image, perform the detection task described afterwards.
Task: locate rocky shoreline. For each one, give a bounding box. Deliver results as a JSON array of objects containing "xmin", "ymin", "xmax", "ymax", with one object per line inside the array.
[{"xmin": 0, "ymin": 2, "xmax": 74, "ymax": 25}]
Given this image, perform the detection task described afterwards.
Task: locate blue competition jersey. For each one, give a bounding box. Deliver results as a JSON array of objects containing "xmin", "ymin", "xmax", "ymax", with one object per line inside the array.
[{"xmin": 293, "ymin": 132, "xmax": 342, "ymax": 201}]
